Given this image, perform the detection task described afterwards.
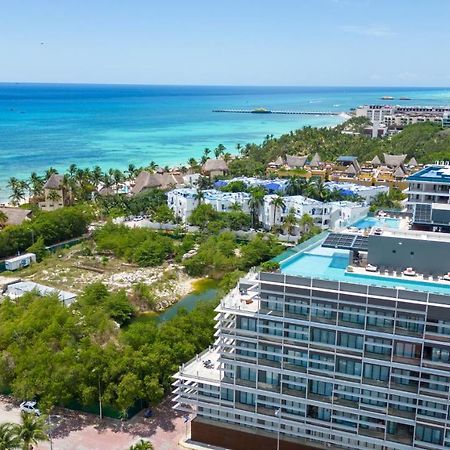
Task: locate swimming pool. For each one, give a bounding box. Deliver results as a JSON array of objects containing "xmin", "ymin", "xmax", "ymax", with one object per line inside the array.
[
  {"xmin": 280, "ymin": 246, "xmax": 450, "ymax": 295},
  {"xmin": 353, "ymin": 216, "xmax": 400, "ymax": 229}
]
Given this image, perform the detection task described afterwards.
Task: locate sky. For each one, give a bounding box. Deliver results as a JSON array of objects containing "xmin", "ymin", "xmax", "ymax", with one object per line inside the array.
[{"xmin": 1, "ymin": 0, "xmax": 450, "ymax": 86}]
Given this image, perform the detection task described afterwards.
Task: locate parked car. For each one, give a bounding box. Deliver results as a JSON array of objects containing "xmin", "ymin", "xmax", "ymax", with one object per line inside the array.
[{"xmin": 20, "ymin": 401, "xmax": 41, "ymax": 416}]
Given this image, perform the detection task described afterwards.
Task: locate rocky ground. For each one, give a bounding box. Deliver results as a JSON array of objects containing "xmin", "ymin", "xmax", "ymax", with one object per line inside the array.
[{"xmin": 4, "ymin": 245, "xmax": 197, "ymax": 311}]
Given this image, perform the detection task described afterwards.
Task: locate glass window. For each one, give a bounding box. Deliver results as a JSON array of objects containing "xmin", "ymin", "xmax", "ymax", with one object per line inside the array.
[
  {"xmin": 311, "ymin": 328, "xmax": 335, "ymax": 345},
  {"xmin": 339, "ymin": 306, "xmax": 365, "ymax": 326},
  {"xmin": 261, "ymin": 344, "xmax": 282, "ymax": 362},
  {"xmin": 238, "ymin": 366, "xmax": 257, "ymax": 382},
  {"xmin": 237, "ymin": 341, "xmax": 257, "ymax": 358},
  {"xmin": 336, "ymin": 357, "xmax": 362, "ymax": 377},
  {"xmin": 285, "ymin": 349, "xmax": 307, "ymax": 368},
  {"xmin": 285, "ymin": 297, "xmax": 309, "ymax": 317},
  {"xmin": 361, "ymin": 389, "xmax": 386, "ymax": 407},
  {"xmin": 240, "ymin": 317, "xmax": 257, "ymax": 331},
  {"xmin": 338, "ymin": 332, "xmax": 363, "ymax": 350},
  {"xmin": 367, "ymin": 308, "xmax": 393, "ymax": 330},
  {"xmin": 309, "ymin": 352, "xmax": 334, "ymax": 371},
  {"xmin": 309, "ymin": 380, "xmax": 332, "ymax": 398},
  {"xmin": 258, "ymin": 320, "xmax": 283, "ymax": 336},
  {"xmin": 365, "ymin": 337, "xmax": 391, "ymax": 355},
  {"xmin": 396, "ymin": 312, "xmax": 424, "ymax": 334},
  {"xmin": 285, "ymin": 324, "xmax": 308, "ymax": 341},
  {"xmin": 364, "ymin": 363, "xmax": 389, "ymax": 381},
  {"xmin": 265, "ymin": 295, "xmax": 283, "ymax": 312},
  {"xmin": 311, "ymin": 302, "xmax": 335, "ymax": 320},
  {"xmin": 415, "ymin": 425, "xmax": 444, "ymax": 445},
  {"xmin": 418, "ymin": 400, "xmax": 446, "ymax": 419},
  {"xmin": 394, "ymin": 341, "xmax": 420, "ymax": 359},
  {"xmin": 238, "ymin": 391, "xmax": 255, "ymax": 406}
]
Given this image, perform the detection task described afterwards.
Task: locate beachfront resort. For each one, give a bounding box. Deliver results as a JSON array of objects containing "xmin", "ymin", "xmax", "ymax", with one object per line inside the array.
[{"xmin": 173, "ymin": 165, "xmax": 450, "ymax": 450}]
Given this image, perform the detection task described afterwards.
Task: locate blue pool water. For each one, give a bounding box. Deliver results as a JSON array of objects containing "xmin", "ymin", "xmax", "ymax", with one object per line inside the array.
[
  {"xmin": 281, "ymin": 246, "xmax": 450, "ymax": 295},
  {"xmin": 353, "ymin": 217, "xmax": 400, "ymax": 229}
]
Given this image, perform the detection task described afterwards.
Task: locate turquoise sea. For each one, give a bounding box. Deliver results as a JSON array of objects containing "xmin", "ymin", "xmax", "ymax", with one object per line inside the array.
[{"xmin": 0, "ymin": 84, "xmax": 449, "ymax": 201}]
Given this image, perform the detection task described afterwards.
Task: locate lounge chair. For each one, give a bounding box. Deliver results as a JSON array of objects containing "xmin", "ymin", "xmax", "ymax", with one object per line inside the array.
[
  {"xmin": 365, "ymin": 264, "xmax": 378, "ymax": 273},
  {"xmin": 403, "ymin": 267, "xmax": 416, "ymax": 277}
]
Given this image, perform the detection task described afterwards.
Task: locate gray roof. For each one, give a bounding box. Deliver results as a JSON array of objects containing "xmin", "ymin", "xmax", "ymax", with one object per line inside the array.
[
  {"xmin": 202, "ymin": 159, "xmax": 229, "ymax": 173},
  {"xmin": 337, "ymin": 155, "xmax": 358, "ymax": 163},
  {"xmin": 269, "ymin": 156, "xmax": 284, "ymax": 167},
  {"xmin": 286, "ymin": 155, "xmax": 307, "ymax": 168},
  {"xmin": 345, "ymin": 164, "xmax": 357, "ymax": 175},
  {"xmin": 309, "ymin": 152, "xmax": 321, "ymax": 166},
  {"xmin": 5, "ymin": 281, "xmax": 77, "ymax": 305},
  {"xmin": 393, "ymin": 165, "xmax": 407, "ymax": 178},
  {"xmin": 43, "ymin": 174, "xmax": 64, "ymax": 190},
  {"xmin": 370, "ymin": 155, "xmax": 381, "ymax": 165},
  {"xmin": 383, "ymin": 153, "xmax": 407, "ymax": 167},
  {"xmin": 132, "ymin": 171, "xmax": 184, "ymax": 194},
  {"xmin": 407, "ymin": 157, "xmax": 418, "ymax": 167},
  {"xmin": 0, "ymin": 207, "xmax": 32, "ymax": 226}
]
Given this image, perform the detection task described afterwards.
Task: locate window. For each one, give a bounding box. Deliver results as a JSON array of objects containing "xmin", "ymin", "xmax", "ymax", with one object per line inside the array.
[
  {"xmin": 365, "ymin": 337, "xmax": 391, "ymax": 356},
  {"xmin": 396, "ymin": 312, "xmax": 424, "ymax": 335},
  {"xmin": 238, "ymin": 391, "xmax": 255, "ymax": 406},
  {"xmin": 261, "ymin": 344, "xmax": 282, "ymax": 362},
  {"xmin": 240, "ymin": 317, "xmax": 256, "ymax": 332},
  {"xmin": 394, "ymin": 341, "xmax": 420, "ymax": 359},
  {"xmin": 258, "ymin": 320, "xmax": 283, "ymax": 337},
  {"xmin": 265, "ymin": 295, "xmax": 283, "ymax": 312},
  {"xmin": 336, "ymin": 357, "xmax": 361, "ymax": 377},
  {"xmin": 221, "ymin": 388, "xmax": 233, "ymax": 401},
  {"xmin": 285, "ymin": 349, "xmax": 307, "ymax": 368},
  {"xmin": 238, "ymin": 366, "xmax": 256, "ymax": 382},
  {"xmin": 423, "ymin": 374, "xmax": 449, "ymax": 393},
  {"xmin": 361, "ymin": 389, "xmax": 386, "ymax": 407},
  {"xmin": 338, "ymin": 332, "xmax": 363, "ymax": 350},
  {"xmin": 311, "ymin": 301, "xmax": 335, "ymax": 321},
  {"xmin": 339, "ymin": 306, "xmax": 365, "ymax": 327},
  {"xmin": 391, "ymin": 369, "xmax": 419, "ymax": 389},
  {"xmin": 285, "ymin": 298, "xmax": 309, "ymax": 317},
  {"xmin": 285, "ymin": 324, "xmax": 308, "ymax": 341},
  {"xmin": 311, "ymin": 328, "xmax": 335, "ymax": 345},
  {"xmin": 390, "ymin": 394, "xmax": 415, "ymax": 413},
  {"xmin": 418, "ymin": 400, "xmax": 446, "ymax": 419},
  {"xmin": 309, "ymin": 353, "xmax": 334, "ymax": 371},
  {"xmin": 415, "ymin": 425, "xmax": 444, "ymax": 445},
  {"xmin": 364, "ymin": 363, "xmax": 389, "ymax": 381},
  {"xmin": 367, "ymin": 308, "xmax": 393, "ymax": 330},
  {"xmin": 309, "ymin": 380, "xmax": 332, "ymax": 398},
  {"xmin": 427, "ymin": 319, "xmax": 450, "ymax": 336},
  {"xmin": 237, "ymin": 341, "xmax": 257, "ymax": 358},
  {"xmin": 430, "ymin": 346, "xmax": 450, "ymax": 363}
]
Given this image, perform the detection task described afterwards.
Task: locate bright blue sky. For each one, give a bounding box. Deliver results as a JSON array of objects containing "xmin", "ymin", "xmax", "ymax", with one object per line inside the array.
[{"xmin": 1, "ymin": 0, "xmax": 449, "ymax": 86}]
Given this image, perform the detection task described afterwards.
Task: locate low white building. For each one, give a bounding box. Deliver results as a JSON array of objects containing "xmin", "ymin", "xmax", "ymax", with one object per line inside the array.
[
  {"xmin": 262, "ymin": 195, "xmax": 369, "ymax": 231},
  {"xmin": 167, "ymin": 188, "xmax": 251, "ymax": 223},
  {"xmin": 5, "ymin": 281, "xmax": 77, "ymax": 306},
  {"xmin": 325, "ymin": 182, "xmax": 389, "ymax": 202},
  {"xmin": 214, "ymin": 177, "xmax": 289, "ymax": 193}
]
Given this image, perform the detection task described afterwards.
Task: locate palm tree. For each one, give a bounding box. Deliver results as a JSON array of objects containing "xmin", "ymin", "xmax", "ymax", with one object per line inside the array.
[
  {"xmin": 129, "ymin": 439, "xmax": 153, "ymax": 450},
  {"xmin": 286, "ymin": 176, "xmax": 306, "ymax": 196},
  {"xmin": 147, "ymin": 161, "xmax": 158, "ymax": 172},
  {"xmin": 7, "ymin": 178, "xmax": 26, "ymax": 206},
  {"xmin": 187, "ymin": 158, "xmax": 198, "ymax": 170},
  {"xmin": 270, "ymin": 195, "xmax": 286, "ymax": 227},
  {"xmin": 203, "ymin": 147, "xmax": 211, "ymax": 159},
  {"xmin": 248, "ymin": 186, "xmax": 266, "ymax": 228},
  {"xmin": 230, "ymin": 202, "xmax": 242, "ymax": 212},
  {"xmin": 28, "ymin": 172, "xmax": 44, "ymax": 199},
  {"xmin": 44, "ymin": 167, "xmax": 58, "ymax": 180},
  {"xmin": 112, "ymin": 169, "xmax": 124, "ymax": 193},
  {"xmin": 223, "ymin": 152, "xmax": 232, "ymax": 164},
  {"xmin": 283, "ymin": 207, "xmax": 298, "ymax": 239},
  {"xmin": 48, "ymin": 190, "xmax": 62, "ymax": 204},
  {"xmin": 15, "ymin": 412, "xmax": 48, "ymax": 450},
  {"xmin": 126, "ymin": 164, "xmax": 137, "ymax": 181},
  {"xmin": 214, "ymin": 144, "xmax": 226, "ymax": 159},
  {"xmin": 67, "ymin": 163, "xmax": 78, "ymax": 178},
  {"xmin": 194, "ymin": 189, "xmax": 204, "ymax": 204},
  {"xmin": 299, "ymin": 213, "xmax": 314, "ymax": 234},
  {"xmin": 91, "ymin": 165, "xmax": 103, "ymax": 188},
  {"xmin": 0, "ymin": 423, "xmax": 20, "ymax": 449}
]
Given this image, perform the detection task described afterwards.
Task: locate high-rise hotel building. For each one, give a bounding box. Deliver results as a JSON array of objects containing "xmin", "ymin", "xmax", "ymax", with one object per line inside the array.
[{"xmin": 174, "ymin": 224, "xmax": 450, "ymax": 449}]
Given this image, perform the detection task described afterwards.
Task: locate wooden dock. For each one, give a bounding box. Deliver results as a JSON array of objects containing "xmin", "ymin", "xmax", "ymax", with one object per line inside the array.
[{"xmin": 213, "ymin": 109, "xmax": 341, "ymax": 116}]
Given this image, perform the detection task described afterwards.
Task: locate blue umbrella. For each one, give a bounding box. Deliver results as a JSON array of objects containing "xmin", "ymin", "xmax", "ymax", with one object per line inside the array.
[{"xmin": 214, "ymin": 180, "xmax": 227, "ymax": 187}]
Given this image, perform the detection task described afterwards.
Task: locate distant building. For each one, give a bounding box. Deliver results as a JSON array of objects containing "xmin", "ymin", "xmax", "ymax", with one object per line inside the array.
[
  {"xmin": 132, "ymin": 171, "xmax": 184, "ymax": 195},
  {"xmin": 5, "ymin": 253, "xmax": 36, "ymax": 271},
  {"xmin": 5, "ymin": 281, "xmax": 77, "ymax": 306},
  {"xmin": 443, "ymin": 112, "xmax": 450, "ymax": 128},
  {"xmin": 214, "ymin": 177, "xmax": 289, "ymax": 193},
  {"xmin": 39, "ymin": 174, "xmax": 65, "ymax": 211},
  {"xmin": 0, "ymin": 207, "xmax": 32, "ymax": 227},
  {"xmin": 325, "ymin": 182, "xmax": 389, "ymax": 202},
  {"xmin": 167, "ymin": 188, "xmax": 251, "ymax": 223},
  {"xmin": 268, "ymin": 155, "xmax": 308, "ymax": 170},
  {"xmin": 202, "ymin": 159, "xmax": 229, "ymax": 178},
  {"xmin": 407, "ymin": 164, "xmax": 450, "ymax": 231}
]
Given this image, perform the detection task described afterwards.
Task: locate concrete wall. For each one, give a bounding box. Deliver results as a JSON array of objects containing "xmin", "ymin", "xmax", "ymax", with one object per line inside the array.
[{"xmin": 367, "ymin": 234, "xmax": 450, "ymax": 274}]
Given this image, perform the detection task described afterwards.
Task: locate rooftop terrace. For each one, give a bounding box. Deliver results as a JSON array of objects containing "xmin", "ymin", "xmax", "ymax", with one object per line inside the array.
[{"xmin": 408, "ymin": 165, "xmax": 450, "ymax": 184}]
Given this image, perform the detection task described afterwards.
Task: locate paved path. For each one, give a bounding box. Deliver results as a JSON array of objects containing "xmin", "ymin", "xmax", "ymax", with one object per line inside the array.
[{"xmin": 0, "ymin": 396, "xmax": 186, "ymax": 450}]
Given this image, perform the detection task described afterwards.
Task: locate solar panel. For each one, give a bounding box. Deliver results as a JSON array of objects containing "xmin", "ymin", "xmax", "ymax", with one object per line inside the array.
[{"xmin": 322, "ymin": 233, "xmax": 368, "ymax": 251}]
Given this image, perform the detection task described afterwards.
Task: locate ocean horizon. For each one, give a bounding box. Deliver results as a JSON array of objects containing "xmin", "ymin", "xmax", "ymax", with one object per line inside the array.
[{"xmin": 1, "ymin": 84, "xmax": 450, "ymax": 201}]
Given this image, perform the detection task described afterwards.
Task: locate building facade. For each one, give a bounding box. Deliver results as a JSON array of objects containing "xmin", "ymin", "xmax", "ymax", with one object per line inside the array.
[
  {"xmin": 174, "ymin": 234, "xmax": 450, "ymax": 449},
  {"xmin": 407, "ymin": 165, "xmax": 450, "ymax": 231}
]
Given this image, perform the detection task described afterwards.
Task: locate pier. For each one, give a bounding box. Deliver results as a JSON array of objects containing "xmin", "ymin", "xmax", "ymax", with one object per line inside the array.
[{"xmin": 212, "ymin": 108, "xmax": 342, "ymax": 116}]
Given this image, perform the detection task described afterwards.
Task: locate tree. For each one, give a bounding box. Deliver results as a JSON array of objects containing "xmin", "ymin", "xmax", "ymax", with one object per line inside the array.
[
  {"xmin": 248, "ymin": 186, "xmax": 266, "ymax": 227},
  {"xmin": 299, "ymin": 213, "xmax": 314, "ymax": 234},
  {"xmin": 193, "ymin": 189, "xmax": 205, "ymax": 204},
  {"xmin": 0, "ymin": 423, "xmax": 20, "ymax": 450},
  {"xmin": 15, "ymin": 412, "xmax": 48, "ymax": 450},
  {"xmin": 129, "ymin": 439, "xmax": 153, "ymax": 450},
  {"xmin": 116, "ymin": 373, "xmax": 143, "ymax": 418},
  {"xmin": 283, "ymin": 208, "xmax": 298, "ymax": 238},
  {"xmin": 286, "ymin": 176, "xmax": 306, "ymax": 196},
  {"xmin": 214, "ymin": 144, "xmax": 226, "ymax": 159},
  {"xmin": 26, "ymin": 236, "xmax": 48, "ymax": 262},
  {"xmin": 7, "ymin": 178, "xmax": 26, "ymax": 206},
  {"xmin": 270, "ymin": 195, "xmax": 286, "ymax": 227},
  {"xmin": 0, "ymin": 211, "xmax": 8, "ymax": 229},
  {"xmin": 28, "ymin": 172, "xmax": 44, "ymax": 199},
  {"xmin": 47, "ymin": 190, "xmax": 62, "ymax": 204}
]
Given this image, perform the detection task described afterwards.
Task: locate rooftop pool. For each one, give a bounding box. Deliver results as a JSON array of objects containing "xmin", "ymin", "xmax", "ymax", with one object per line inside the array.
[
  {"xmin": 280, "ymin": 245, "xmax": 450, "ymax": 295},
  {"xmin": 353, "ymin": 216, "xmax": 400, "ymax": 229}
]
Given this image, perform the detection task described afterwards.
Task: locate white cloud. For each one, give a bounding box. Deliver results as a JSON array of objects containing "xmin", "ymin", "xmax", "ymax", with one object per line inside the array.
[{"xmin": 340, "ymin": 24, "xmax": 397, "ymax": 37}]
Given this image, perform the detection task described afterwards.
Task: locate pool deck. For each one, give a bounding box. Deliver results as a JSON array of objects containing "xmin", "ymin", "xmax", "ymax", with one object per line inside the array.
[{"xmin": 349, "ymin": 265, "xmax": 450, "ymax": 287}]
